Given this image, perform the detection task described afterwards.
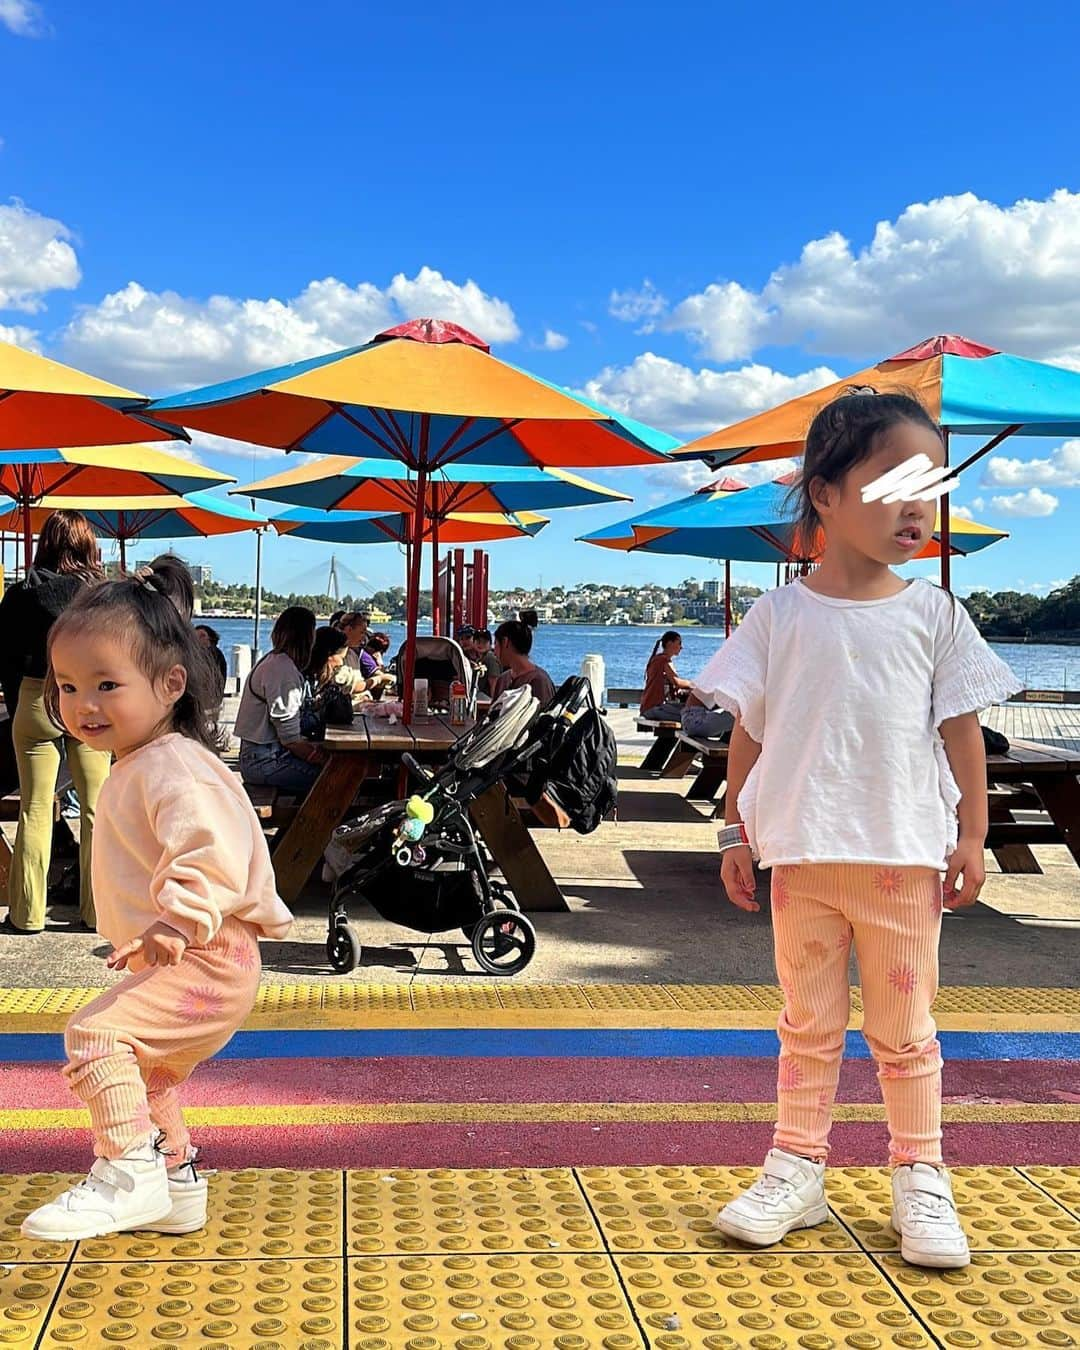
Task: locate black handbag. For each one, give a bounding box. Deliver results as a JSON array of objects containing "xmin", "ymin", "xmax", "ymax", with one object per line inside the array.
[{"xmin": 302, "ymin": 683, "xmax": 354, "ymax": 739}]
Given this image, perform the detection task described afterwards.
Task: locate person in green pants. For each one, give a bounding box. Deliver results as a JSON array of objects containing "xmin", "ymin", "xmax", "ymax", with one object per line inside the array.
[{"xmin": 0, "ymin": 511, "xmax": 109, "ymax": 933}]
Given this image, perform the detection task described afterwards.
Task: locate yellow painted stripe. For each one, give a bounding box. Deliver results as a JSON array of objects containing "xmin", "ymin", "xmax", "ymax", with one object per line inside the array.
[{"xmin": 1, "ymin": 1102, "xmax": 1077, "ymax": 1131}]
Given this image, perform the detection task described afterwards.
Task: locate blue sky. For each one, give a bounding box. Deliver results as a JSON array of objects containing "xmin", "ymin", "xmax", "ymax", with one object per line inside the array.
[{"xmin": 2, "ymin": 0, "xmax": 1079, "ymax": 597}]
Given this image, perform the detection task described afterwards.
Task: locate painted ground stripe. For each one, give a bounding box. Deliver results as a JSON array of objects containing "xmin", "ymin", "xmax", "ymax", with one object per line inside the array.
[
  {"xmin": 2, "ymin": 1028, "xmax": 1078, "ymax": 1062},
  {"xmin": 2, "ymin": 1102, "xmax": 1079, "ymax": 1130},
  {"xmin": 6, "ymin": 1121, "xmax": 1078, "ymax": 1170}
]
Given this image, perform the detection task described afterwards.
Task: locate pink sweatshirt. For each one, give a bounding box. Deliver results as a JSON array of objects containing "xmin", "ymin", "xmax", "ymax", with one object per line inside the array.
[{"xmin": 91, "ymin": 732, "xmax": 294, "ymax": 949}]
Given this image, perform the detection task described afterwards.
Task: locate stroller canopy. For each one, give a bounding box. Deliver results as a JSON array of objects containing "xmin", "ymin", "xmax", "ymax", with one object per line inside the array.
[{"xmin": 394, "ymin": 635, "xmax": 475, "ymax": 704}]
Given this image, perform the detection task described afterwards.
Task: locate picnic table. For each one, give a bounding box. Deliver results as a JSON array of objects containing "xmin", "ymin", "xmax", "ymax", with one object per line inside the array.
[
  {"xmin": 985, "ymin": 736, "xmax": 1080, "ymax": 872},
  {"xmin": 270, "ymin": 712, "xmax": 568, "ymax": 912}
]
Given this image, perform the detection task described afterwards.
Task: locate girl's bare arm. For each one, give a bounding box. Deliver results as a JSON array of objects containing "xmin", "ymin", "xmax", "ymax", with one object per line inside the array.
[{"xmin": 724, "ymin": 717, "xmax": 762, "ymax": 825}]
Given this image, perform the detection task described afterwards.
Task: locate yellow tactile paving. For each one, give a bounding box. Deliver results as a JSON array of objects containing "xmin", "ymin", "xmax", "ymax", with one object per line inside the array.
[
  {"xmin": 2, "ymin": 981, "xmax": 1080, "ymax": 1028},
  {"xmin": 0, "ymin": 1172, "xmax": 79, "ymax": 1263},
  {"xmin": 3, "ymin": 1167, "xmax": 1080, "ymax": 1346},
  {"xmin": 665, "ymin": 986, "xmax": 772, "ymax": 1012},
  {"xmin": 0, "ymin": 1261, "xmax": 64, "ymax": 1346},
  {"xmin": 42, "ymin": 1257, "xmax": 342, "ymax": 1347},
  {"xmin": 72, "ymin": 1168, "xmax": 343, "ymax": 1263},
  {"xmin": 1021, "ymin": 1166, "xmax": 1080, "ymax": 1220},
  {"xmin": 616, "ymin": 1251, "xmax": 933, "ymax": 1349},
  {"xmin": 576, "ymin": 1165, "xmax": 856, "ymax": 1254},
  {"xmin": 582, "ymin": 985, "xmax": 680, "ymax": 1010},
  {"xmin": 346, "ymin": 1168, "xmax": 603, "ymax": 1256},
  {"xmin": 931, "ymin": 986, "xmax": 1080, "ymax": 1014},
  {"xmin": 320, "ymin": 983, "xmax": 414, "ymax": 1012},
  {"xmin": 348, "ymin": 1251, "xmax": 640, "ymax": 1350},
  {"xmin": 879, "ymin": 1251, "xmax": 1080, "ymax": 1348},
  {"xmin": 827, "ymin": 1165, "xmax": 1080, "ymax": 1253}
]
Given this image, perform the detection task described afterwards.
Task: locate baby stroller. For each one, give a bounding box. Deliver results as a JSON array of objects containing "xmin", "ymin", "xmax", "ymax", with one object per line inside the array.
[
  {"xmin": 325, "ymin": 677, "xmax": 604, "ymax": 976},
  {"xmin": 391, "ymin": 635, "xmax": 476, "ymax": 711}
]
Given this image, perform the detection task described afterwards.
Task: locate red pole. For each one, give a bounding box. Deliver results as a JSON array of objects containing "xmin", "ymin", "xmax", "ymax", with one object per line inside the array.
[
  {"xmin": 19, "ymin": 466, "xmax": 32, "ymax": 574},
  {"xmin": 724, "ymin": 559, "xmax": 732, "ymax": 637},
  {"xmin": 119, "ymin": 534, "xmax": 127, "ymax": 573},
  {"xmin": 940, "ymin": 429, "xmax": 952, "ymax": 593},
  {"xmin": 401, "ymin": 424, "xmax": 430, "ymax": 724},
  {"xmin": 452, "ymin": 549, "xmax": 465, "ymax": 633},
  {"xmin": 430, "ymin": 486, "xmax": 440, "ymax": 637}
]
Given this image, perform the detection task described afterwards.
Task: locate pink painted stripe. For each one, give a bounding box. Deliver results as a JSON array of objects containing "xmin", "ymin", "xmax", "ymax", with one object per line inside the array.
[
  {"xmin": 2, "ymin": 1057, "xmax": 1071, "ymax": 1109},
  {"xmin": 2, "ymin": 1121, "xmax": 1076, "ymax": 1174}
]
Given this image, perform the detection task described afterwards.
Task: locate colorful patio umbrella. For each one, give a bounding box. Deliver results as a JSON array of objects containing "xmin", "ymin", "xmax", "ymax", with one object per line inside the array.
[
  {"xmin": 149, "ymin": 317, "xmax": 675, "ymax": 716},
  {"xmin": 580, "ymin": 476, "xmax": 1008, "ymax": 632},
  {"xmin": 270, "ymin": 505, "xmax": 549, "ymax": 545},
  {"xmin": 0, "ymin": 489, "xmax": 266, "ymax": 570},
  {"xmin": 242, "ymin": 454, "xmax": 624, "ymax": 636},
  {"xmin": 0, "ymin": 444, "xmax": 233, "ymax": 570},
  {"xmin": 0, "ymin": 337, "xmax": 187, "ymax": 450},
  {"xmin": 671, "ymin": 333, "xmax": 1080, "ymax": 588},
  {"xmin": 235, "ymin": 456, "xmax": 630, "ymax": 516}
]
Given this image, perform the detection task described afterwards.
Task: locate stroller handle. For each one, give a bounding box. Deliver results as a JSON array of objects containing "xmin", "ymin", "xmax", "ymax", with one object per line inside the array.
[{"xmin": 401, "ymin": 752, "xmax": 434, "ymax": 783}]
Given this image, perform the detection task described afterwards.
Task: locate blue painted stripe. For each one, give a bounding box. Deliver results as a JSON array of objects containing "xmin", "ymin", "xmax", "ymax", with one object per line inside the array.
[{"xmin": 2, "ymin": 1028, "xmax": 1078, "ymax": 1064}]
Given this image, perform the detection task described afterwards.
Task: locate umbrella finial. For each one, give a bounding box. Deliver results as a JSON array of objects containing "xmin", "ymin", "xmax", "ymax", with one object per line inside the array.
[
  {"xmin": 374, "ymin": 318, "xmax": 490, "ymax": 352},
  {"xmin": 889, "ymin": 335, "xmax": 999, "ymax": 361}
]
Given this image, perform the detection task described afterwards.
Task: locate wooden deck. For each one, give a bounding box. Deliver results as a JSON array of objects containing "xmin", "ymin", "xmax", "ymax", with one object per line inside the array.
[{"xmin": 983, "ymin": 703, "xmax": 1080, "ymax": 751}]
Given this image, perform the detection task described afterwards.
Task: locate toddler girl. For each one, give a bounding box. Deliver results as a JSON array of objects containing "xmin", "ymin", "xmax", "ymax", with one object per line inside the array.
[
  {"xmin": 22, "ymin": 561, "xmax": 293, "ymax": 1241},
  {"xmin": 702, "ymin": 391, "xmax": 1019, "ymax": 1269}
]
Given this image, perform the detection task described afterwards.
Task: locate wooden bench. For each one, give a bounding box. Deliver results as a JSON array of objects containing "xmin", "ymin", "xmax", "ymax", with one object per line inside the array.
[
  {"xmin": 636, "ymin": 717, "xmax": 682, "ymax": 772},
  {"xmin": 242, "ymin": 782, "xmax": 300, "ymax": 830},
  {"xmin": 677, "ymin": 733, "xmax": 730, "ymax": 811}
]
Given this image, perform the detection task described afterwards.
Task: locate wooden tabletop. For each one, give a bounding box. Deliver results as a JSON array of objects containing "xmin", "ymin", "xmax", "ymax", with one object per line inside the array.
[
  {"xmin": 987, "ymin": 737, "xmax": 1080, "ymax": 774},
  {"xmin": 322, "ymin": 713, "xmax": 474, "ymax": 755}
]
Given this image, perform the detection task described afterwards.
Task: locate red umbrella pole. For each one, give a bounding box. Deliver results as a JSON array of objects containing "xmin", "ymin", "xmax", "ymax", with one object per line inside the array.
[
  {"xmin": 724, "ymin": 559, "xmax": 732, "ymax": 637},
  {"xmin": 401, "ymin": 426, "xmax": 430, "ymax": 723},
  {"xmin": 21, "ymin": 498, "xmax": 32, "ymax": 574},
  {"xmin": 431, "ymin": 486, "xmax": 441, "ymax": 637},
  {"xmin": 119, "ymin": 535, "xmax": 127, "ymax": 573},
  {"xmin": 940, "ymin": 430, "xmax": 952, "ymax": 594}
]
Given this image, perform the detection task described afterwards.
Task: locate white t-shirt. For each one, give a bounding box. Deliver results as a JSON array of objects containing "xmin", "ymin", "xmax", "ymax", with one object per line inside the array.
[{"xmin": 692, "ymin": 578, "xmax": 1021, "ymax": 871}]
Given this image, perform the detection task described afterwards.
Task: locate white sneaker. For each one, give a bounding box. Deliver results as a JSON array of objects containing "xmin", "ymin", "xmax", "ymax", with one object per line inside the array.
[
  {"xmin": 891, "ymin": 1163, "xmax": 970, "ymax": 1268},
  {"xmin": 139, "ymin": 1152, "xmax": 209, "ymax": 1235},
  {"xmin": 714, "ymin": 1148, "xmax": 828, "ymax": 1246},
  {"xmin": 20, "ymin": 1136, "xmax": 171, "ymax": 1241}
]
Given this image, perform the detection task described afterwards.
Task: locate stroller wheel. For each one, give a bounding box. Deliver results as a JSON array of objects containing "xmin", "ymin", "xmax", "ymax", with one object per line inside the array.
[
  {"xmin": 461, "ymin": 883, "xmax": 520, "ymax": 943},
  {"xmin": 471, "ymin": 911, "xmax": 536, "ymax": 976},
  {"xmin": 327, "ymin": 923, "xmax": 361, "ymax": 974}
]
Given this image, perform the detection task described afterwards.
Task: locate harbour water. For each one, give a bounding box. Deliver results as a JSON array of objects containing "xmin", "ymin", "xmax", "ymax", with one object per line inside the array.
[{"xmin": 203, "ymin": 617, "xmax": 1079, "ymax": 695}]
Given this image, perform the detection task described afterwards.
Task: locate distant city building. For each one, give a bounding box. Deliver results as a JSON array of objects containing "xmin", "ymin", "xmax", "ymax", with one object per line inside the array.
[
  {"xmin": 190, "ymin": 564, "xmax": 213, "ymax": 586},
  {"xmin": 703, "ymin": 578, "xmax": 721, "ymax": 602}
]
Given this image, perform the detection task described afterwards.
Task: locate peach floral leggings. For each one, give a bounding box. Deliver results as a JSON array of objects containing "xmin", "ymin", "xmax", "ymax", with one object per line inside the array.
[
  {"xmin": 63, "ymin": 917, "xmax": 261, "ymax": 1160},
  {"xmin": 770, "ymin": 862, "xmax": 944, "ymax": 1167}
]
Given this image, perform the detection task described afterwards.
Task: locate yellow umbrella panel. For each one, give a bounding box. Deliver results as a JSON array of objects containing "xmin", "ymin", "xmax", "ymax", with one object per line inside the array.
[{"xmin": 0, "ymin": 338, "xmax": 186, "ymax": 449}]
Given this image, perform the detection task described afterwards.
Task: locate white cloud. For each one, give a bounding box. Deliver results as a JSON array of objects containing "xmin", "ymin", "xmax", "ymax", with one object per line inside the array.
[
  {"xmin": 187, "ymin": 430, "xmax": 293, "ymax": 463},
  {"xmin": 540, "ymin": 328, "xmax": 568, "ymax": 351},
  {"xmin": 983, "ymin": 439, "xmax": 1080, "ymax": 488},
  {"xmin": 664, "ymin": 281, "xmax": 768, "ymax": 362},
  {"xmin": 0, "ymin": 0, "xmax": 48, "ymax": 36},
  {"xmin": 623, "ymin": 190, "xmax": 1080, "ymax": 366},
  {"xmin": 580, "ymin": 351, "xmax": 838, "ymax": 439},
  {"xmin": 62, "ymin": 267, "xmax": 520, "ymax": 390},
  {"xmin": 950, "ymin": 504, "xmax": 974, "ymax": 520},
  {"xmin": 609, "ymin": 280, "xmax": 667, "ymax": 326},
  {"xmin": 986, "ymin": 487, "xmax": 1059, "ymax": 518},
  {"xmin": 0, "ymin": 320, "xmax": 39, "ymax": 349},
  {"xmin": 0, "ymin": 198, "xmax": 80, "ymax": 312}
]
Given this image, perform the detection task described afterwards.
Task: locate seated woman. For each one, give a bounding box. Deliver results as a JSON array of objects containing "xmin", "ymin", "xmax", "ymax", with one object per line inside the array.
[
  {"xmin": 307, "ymin": 625, "xmax": 372, "ymax": 707},
  {"xmin": 359, "ymin": 631, "xmax": 396, "ymax": 696},
  {"xmin": 640, "ymin": 630, "xmax": 692, "ymax": 721},
  {"xmin": 490, "ymin": 619, "xmax": 556, "ymax": 705},
  {"xmin": 681, "ymin": 691, "xmax": 735, "ymax": 741},
  {"xmin": 235, "ymin": 606, "xmax": 323, "ymax": 794}
]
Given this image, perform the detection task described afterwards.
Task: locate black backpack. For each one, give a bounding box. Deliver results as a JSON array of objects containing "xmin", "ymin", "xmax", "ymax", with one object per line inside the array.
[{"xmin": 525, "ymin": 677, "xmax": 618, "ymax": 834}]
